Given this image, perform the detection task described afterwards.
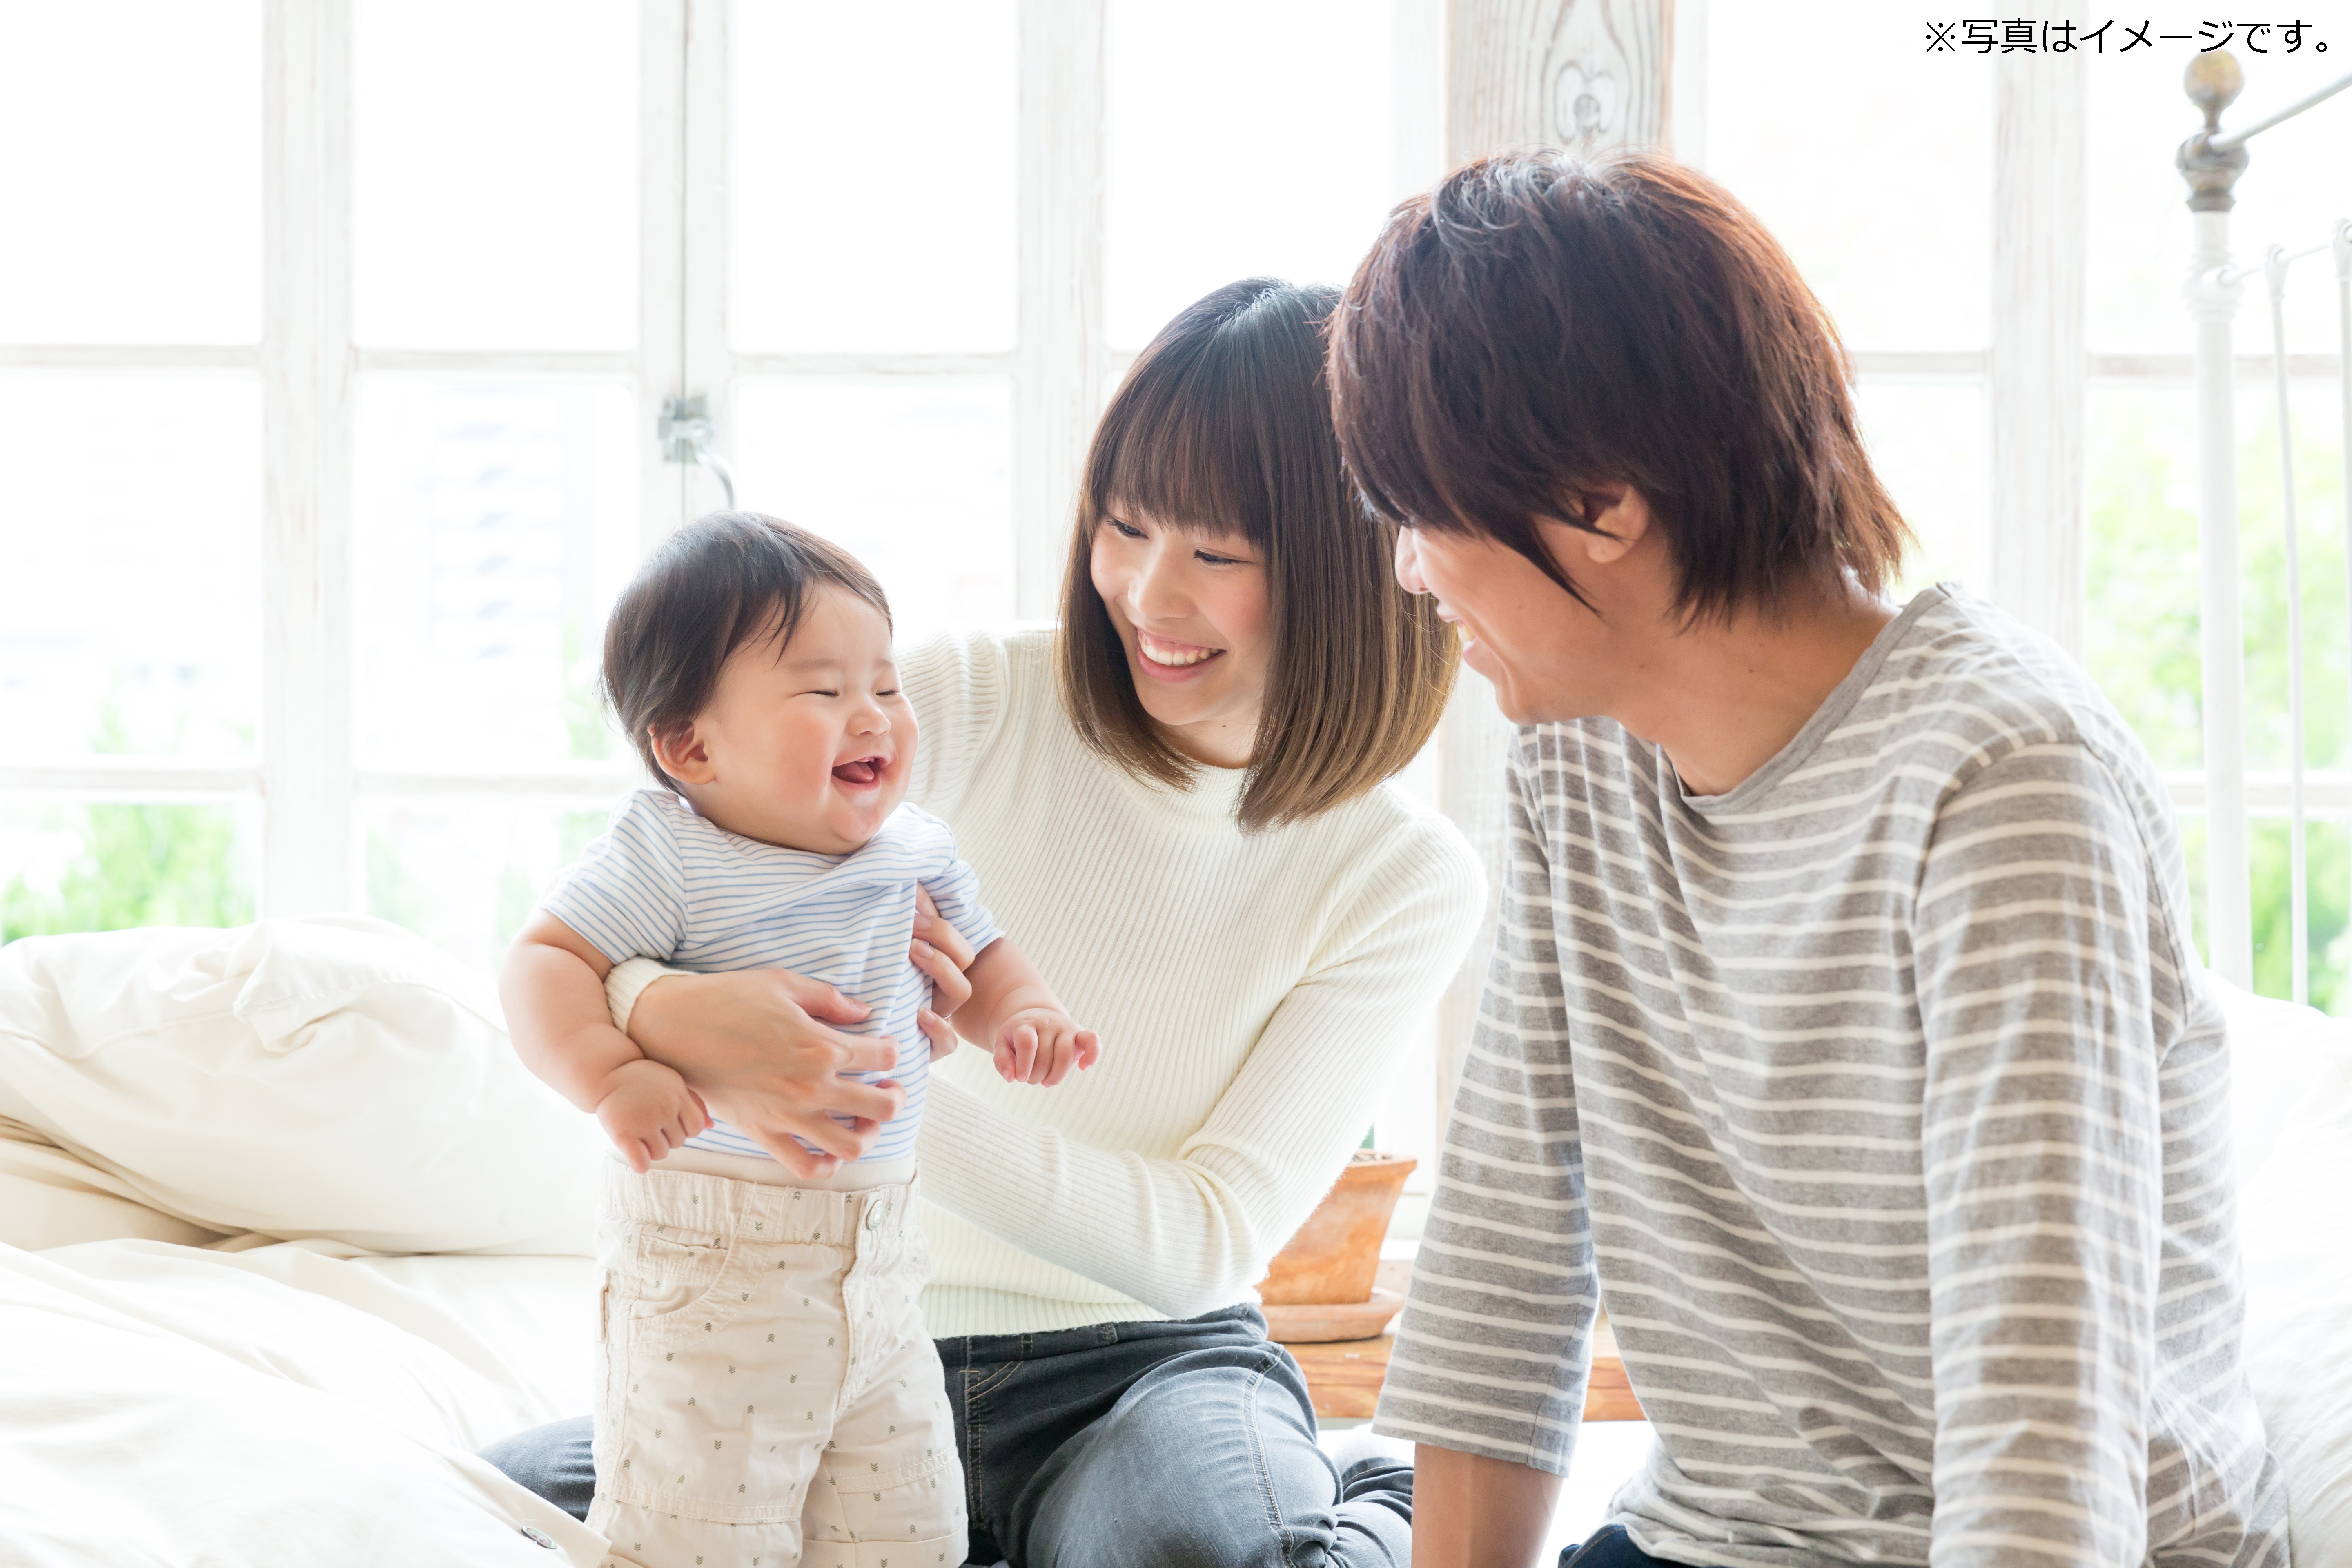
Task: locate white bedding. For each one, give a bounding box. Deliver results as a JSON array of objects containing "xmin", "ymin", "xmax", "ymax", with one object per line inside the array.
[
  {"xmin": 0, "ymin": 918, "xmax": 608, "ymax": 1566},
  {"xmin": 2, "ymin": 917, "xmax": 2348, "ymax": 1566},
  {"xmin": 1, "ymin": 1240, "xmax": 603, "ymax": 1566}
]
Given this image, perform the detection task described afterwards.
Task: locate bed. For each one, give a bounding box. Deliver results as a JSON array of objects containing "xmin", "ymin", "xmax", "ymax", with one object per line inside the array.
[{"xmin": 2, "ymin": 915, "xmax": 2348, "ymax": 1566}]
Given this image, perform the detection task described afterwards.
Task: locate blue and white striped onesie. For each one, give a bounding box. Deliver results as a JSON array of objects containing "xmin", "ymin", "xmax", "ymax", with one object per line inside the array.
[{"xmin": 540, "ymin": 788, "xmax": 1003, "ymax": 1163}]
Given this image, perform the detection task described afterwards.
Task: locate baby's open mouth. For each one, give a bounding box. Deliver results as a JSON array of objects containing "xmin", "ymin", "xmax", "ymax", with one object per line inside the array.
[{"xmin": 831, "ymin": 755, "xmax": 886, "ymax": 786}]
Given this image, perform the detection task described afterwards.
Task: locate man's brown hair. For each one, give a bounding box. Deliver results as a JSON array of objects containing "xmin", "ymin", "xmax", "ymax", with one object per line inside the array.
[
  {"xmin": 604, "ymin": 510, "xmax": 890, "ymax": 791},
  {"xmin": 1058, "ymin": 278, "xmax": 1457, "ymax": 831},
  {"xmin": 1329, "ymin": 148, "xmax": 1909, "ymax": 619}
]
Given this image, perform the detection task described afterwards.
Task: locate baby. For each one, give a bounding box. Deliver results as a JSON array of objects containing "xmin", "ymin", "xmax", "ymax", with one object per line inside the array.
[{"xmin": 502, "ymin": 511, "xmax": 1098, "ymax": 1568}]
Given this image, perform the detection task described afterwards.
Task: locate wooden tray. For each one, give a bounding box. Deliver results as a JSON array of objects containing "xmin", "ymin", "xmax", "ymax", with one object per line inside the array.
[{"xmin": 1263, "ymin": 1287, "xmax": 1405, "ymax": 1343}]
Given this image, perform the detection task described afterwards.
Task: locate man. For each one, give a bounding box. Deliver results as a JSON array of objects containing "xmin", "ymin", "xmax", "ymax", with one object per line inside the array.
[{"xmin": 1328, "ymin": 148, "xmax": 2286, "ymax": 1568}]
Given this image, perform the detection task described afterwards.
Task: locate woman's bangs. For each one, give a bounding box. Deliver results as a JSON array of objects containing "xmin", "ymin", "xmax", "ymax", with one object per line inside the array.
[{"xmin": 1091, "ymin": 354, "xmax": 1278, "ymax": 551}]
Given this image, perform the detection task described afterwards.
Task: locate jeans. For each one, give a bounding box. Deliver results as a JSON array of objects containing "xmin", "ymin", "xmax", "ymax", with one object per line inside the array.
[
  {"xmin": 479, "ymin": 1304, "xmax": 1412, "ymax": 1568},
  {"xmin": 1558, "ymin": 1525, "xmax": 1709, "ymax": 1568}
]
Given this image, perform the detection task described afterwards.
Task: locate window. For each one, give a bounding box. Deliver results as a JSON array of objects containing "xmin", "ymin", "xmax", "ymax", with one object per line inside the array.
[
  {"xmin": 0, "ymin": 0, "xmax": 1444, "ymax": 983},
  {"xmin": 22, "ymin": 4, "xmax": 2330, "ymax": 1179},
  {"xmin": 0, "ymin": 1, "xmax": 268, "ymax": 938}
]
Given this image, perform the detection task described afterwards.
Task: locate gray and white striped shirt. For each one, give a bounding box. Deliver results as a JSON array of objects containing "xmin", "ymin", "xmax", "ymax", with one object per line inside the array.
[{"xmin": 1376, "ymin": 588, "xmax": 2287, "ymax": 1568}]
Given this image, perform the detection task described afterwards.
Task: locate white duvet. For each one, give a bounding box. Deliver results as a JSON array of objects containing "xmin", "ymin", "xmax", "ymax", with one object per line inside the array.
[
  {"xmin": 0, "ymin": 918, "xmax": 608, "ymax": 1566},
  {"xmin": 3, "ymin": 916, "xmax": 2350, "ymax": 1567}
]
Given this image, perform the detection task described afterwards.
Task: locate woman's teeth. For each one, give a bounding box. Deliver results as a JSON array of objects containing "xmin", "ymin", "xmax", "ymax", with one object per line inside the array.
[{"xmin": 1138, "ymin": 633, "xmax": 1221, "ymax": 668}]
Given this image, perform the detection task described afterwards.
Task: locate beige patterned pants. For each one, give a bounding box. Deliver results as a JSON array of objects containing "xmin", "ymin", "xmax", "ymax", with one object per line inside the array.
[{"xmin": 587, "ymin": 1162, "xmax": 964, "ymax": 1568}]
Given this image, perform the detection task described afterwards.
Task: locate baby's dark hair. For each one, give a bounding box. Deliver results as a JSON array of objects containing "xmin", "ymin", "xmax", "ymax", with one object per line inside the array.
[{"xmin": 604, "ymin": 511, "xmax": 891, "ymax": 790}]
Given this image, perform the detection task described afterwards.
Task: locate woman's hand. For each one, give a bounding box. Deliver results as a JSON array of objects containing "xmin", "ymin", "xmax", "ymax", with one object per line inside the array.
[
  {"xmin": 627, "ymin": 968, "xmax": 905, "ymax": 1180},
  {"xmin": 909, "ymin": 886, "xmax": 978, "ymax": 1062}
]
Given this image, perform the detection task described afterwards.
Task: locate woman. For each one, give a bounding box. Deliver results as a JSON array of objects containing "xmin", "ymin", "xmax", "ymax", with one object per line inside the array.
[{"xmin": 485, "ymin": 278, "xmax": 1484, "ymax": 1568}]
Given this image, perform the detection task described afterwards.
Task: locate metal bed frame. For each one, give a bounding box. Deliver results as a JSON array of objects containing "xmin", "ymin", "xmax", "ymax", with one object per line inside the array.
[{"xmin": 2174, "ymin": 52, "xmax": 2352, "ymax": 999}]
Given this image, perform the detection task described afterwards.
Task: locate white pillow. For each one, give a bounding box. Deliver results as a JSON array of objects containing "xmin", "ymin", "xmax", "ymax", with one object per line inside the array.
[
  {"xmin": 2217, "ymin": 975, "xmax": 2352, "ymax": 1184},
  {"xmin": 0, "ymin": 916, "xmax": 599, "ymax": 1254},
  {"xmin": 2216, "ymin": 977, "xmax": 2352, "ymax": 1568},
  {"xmin": 0, "ymin": 1241, "xmax": 604, "ymax": 1567}
]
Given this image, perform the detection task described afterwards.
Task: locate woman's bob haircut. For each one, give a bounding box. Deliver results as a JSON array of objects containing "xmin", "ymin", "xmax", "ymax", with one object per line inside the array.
[
  {"xmin": 1330, "ymin": 149, "xmax": 1910, "ymax": 622},
  {"xmin": 1059, "ymin": 278, "xmax": 1458, "ymax": 832}
]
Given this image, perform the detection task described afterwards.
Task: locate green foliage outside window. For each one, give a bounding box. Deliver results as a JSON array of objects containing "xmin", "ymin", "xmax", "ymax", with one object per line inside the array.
[
  {"xmin": 1, "ymin": 704, "xmax": 256, "ymax": 944},
  {"xmin": 0, "ymin": 802, "xmax": 253, "ymax": 942}
]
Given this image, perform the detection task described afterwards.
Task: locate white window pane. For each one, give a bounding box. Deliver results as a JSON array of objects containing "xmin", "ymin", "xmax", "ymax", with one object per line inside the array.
[
  {"xmin": 368, "ymin": 802, "xmax": 606, "ymax": 975},
  {"xmin": 1, "ymin": 800, "xmax": 258, "ymax": 941},
  {"xmin": 352, "ymin": 0, "xmax": 638, "ymax": 351},
  {"xmin": 1705, "ymin": 5, "xmax": 1991, "ymax": 352},
  {"xmin": 0, "ymin": 375, "xmax": 261, "ymax": 758},
  {"xmin": 1855, "ymin": 379, "xmax": 1987, "ymax": 603},
  {"xmin": 731, "ymin": 0, "xmax": 1016, "ymax": 353},
  {"xmin": 1105, "ymin": 0, "xmax": 1402, "ymax": 350},
  {"xmin": 2088, "ymin": 49, "xmax": 2352, "ymax": 356},
  {"xmin": 729, "ymin": 382, "xmax": 1013, "ymax": 640},
  {"xmin": 0, "ymin": 2, "xmax": 260, "ymax": 344},
  {"xmin": 353, "ymin": 379, "xmax": 640, "ymax": 769}
]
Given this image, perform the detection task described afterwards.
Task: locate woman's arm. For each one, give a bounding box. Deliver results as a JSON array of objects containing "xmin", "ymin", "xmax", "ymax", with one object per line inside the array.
[{"xmin": 912, "ymin": 826, "xmax": 1485, "ymax": 1320}]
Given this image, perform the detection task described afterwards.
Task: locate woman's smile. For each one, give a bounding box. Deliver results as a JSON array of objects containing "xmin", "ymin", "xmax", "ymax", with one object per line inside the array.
[{"xmin": 1135, "ymin": 629, "xmax": 1225, "ymax": 677}]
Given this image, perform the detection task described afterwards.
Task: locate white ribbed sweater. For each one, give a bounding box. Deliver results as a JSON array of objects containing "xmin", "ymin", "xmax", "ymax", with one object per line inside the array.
[{"xmin": 615, "ymin": 626, "xmax": 1483, "ymax": 1338}]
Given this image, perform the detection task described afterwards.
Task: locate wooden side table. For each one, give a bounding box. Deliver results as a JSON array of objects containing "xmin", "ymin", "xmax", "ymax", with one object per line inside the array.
[
  {"xmin": 1289, "ymin": 1320, "xmax": 1642, "ymax": 1423},
  {"xmin": 1289, "ymin": 1335, "xmax": 1637, "ymax": 1420}
]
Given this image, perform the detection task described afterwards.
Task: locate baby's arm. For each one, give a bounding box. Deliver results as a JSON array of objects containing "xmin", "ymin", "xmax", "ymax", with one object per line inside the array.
[
  {"xmin": 951, "ymin": 936, "xmax": 1101, "ymax": 1086},
  {"xmin": 503, "ymin": 911, "xmax": 709, "ymax": 1171}
]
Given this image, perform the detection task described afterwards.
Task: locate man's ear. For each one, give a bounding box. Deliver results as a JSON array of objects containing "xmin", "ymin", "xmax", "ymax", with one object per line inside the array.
[
  {"xmin": 1544, "ymin": 488, "xmax": 1651, "ymax": 569},
  {"xmin": 650, "ymin": 722, "xmax": 717, "ymax": 786},
  {"xmin": 1580, "ymin": 491, "xmax": 1656, "ymax": 571}
]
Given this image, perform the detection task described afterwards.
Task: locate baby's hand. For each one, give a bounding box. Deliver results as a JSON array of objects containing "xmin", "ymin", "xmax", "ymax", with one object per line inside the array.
[
  {"xmin": 595, "ymin": 1058, "xmax": 712, "ymax": 1173},
  {"xmin": 992, "ymin": 1007, "xmax": 1101, "ymax": 1087}
]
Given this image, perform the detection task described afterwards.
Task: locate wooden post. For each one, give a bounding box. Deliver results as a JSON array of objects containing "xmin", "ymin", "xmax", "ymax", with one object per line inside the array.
[{"xmin": 1449, "ymin": 0, "xmax": 1669, "ymax": 162}]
